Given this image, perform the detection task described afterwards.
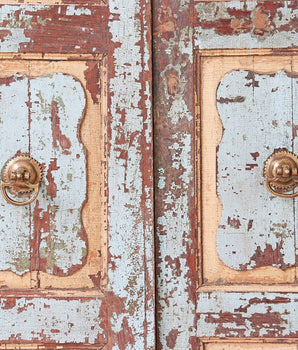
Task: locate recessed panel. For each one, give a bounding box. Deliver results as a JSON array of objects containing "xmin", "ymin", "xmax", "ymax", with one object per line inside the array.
[
  {"xmin": 200, "ymin": 54, "xmax": 297, "ymax": 284},
  {"xmin": 0, "ymin": 58, "xmax": 106, "ymax": 290}
]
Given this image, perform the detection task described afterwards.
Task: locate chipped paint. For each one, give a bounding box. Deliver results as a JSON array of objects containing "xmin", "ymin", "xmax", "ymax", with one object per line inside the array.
[
  {"xmin": 0, "ymin": 75, "xmax": 30, "ymax": 275},
  {"xmin": 0, "ymin": 297, "xmax": 106, "ymax": 344},
  {"xmin": 108, "ymin": 0, "xmax": 155, "ymax": 349},
  {"xmin": 0, "ymin": 5, "xmax": 108, "ymax": 53},
  {"xmin": 217, "ymin": 70, "xmax": 296, "ymax": 270},
  {"xmin": 153, "ymin": 0, "xmax": 298, "ymax": 348},
  {"xmin": 30, "ymin": 73, "xmax": 87, "ymax": 276},
  {"xmin": 153, "ymin": 0, "xmax": 197, "ymax": 348},
  {"xmin": 194, "ymin": 1, "xmax": 298, "ymax": 49},
  {"xmin": 197, "ymin": 292, "xmax": 297, "ymax": 338},
  {"xmin": 0, "ymin": 73, "xmax": 87, "ymax": 276}
]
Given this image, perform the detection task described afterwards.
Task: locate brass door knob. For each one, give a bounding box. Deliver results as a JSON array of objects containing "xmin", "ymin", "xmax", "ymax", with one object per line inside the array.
[
  {"xmin": 264, "ymin": 150, "xmax": 298, "ymax": 198},
  {"xmin": 1, "ymin": 156, "xmax": 42, "ymax": 206}
]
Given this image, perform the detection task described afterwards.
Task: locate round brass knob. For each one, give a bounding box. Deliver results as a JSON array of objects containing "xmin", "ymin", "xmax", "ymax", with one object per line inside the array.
[
  {"xmin": 1, "ymin": 156, "xmax": 42, "ymax": 206},
  {"xmin": 264, "ymin": 150, "xmax": 298, "ymax": 198}
]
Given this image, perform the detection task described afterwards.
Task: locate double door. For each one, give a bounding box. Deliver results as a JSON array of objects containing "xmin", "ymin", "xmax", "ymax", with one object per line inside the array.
[{"xmin": 0, "ymin": 0, "xmax": 296, "ymax": 349}]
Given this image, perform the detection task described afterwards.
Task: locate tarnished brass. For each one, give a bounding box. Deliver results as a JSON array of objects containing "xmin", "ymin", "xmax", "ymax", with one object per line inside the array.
[
  {"xmin": 1, "ymin": 156, "xmax": 42, "ymax": 206},
  {"xmin": 264, "ymin": 150, "xmax": 298, "ymax": 198}
]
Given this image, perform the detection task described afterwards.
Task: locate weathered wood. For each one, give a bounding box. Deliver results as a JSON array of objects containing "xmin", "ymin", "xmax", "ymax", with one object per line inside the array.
[
  {"xmin": 0, "ymin": 296, "xmax": 106, "ymax": 344},
  {"xmin": 153, "ymin": 0, "xmax": 197, "ymax": 348},
  {"xmin": 204, "ymin": 342, "xmax": 297, "ymax": 350},
  {"xmin": 0, "ymin": 75, "xmax": 30, "ymax": 275},
  {"xmin": 200, "ymin": 54, "xmax": 297, "ymax": 284},
  {"xmin": 30, "ymin": 73, "xmax": 87, "ymax": 276},
  {"xmin": 0, "ymin": 0, "xmax": 155, "ymax": 347},
  {"xmin": 197, "ymin": 292, "xmax": 298, "ymax": 338},
  {"xmin": 107, "ymin": 0, "xmax": 155, "ymax": 348},
  {"xmin": 0, "ymin": 57, "xmax": 107, "ymax": 339},
  {"xmin": 150, "ymin": 0, "xmax": 298, "ymax": 348},
  {"xmin": 0, "ymin": 71, "xmax": 88, "ymax": 277},
  {"xmin": 217, "ymin": 70, "xmax": 296, "ymax": 270},
  {"xmin": 194, "ymin": 1, "xmax": 298, "ymax": 50},
  {"xmin": 0, "ymin": 5, "xmax": 108, "ymax": 53}
]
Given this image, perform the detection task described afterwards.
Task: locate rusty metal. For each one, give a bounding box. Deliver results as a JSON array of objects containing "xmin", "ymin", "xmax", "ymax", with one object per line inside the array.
[
  {"xmin": 1, "ymin": 155, "xmax": 42, "ymax": 206},
  {"xmin": 264, "ymin": 150, "xmax": 298, "ymax": 198}
]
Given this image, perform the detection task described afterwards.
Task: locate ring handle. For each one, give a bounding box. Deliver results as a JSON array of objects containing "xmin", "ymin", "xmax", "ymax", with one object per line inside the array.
[
  {"xmin": 0, "ymin": 156, "xmax": 42, "ymax": 206},
  {"xmin": 265, "ymin": 178, "xmax": 298, "ymax": 198},
  {"xmin": 1, "ymin": 182, "xmax": 40, "ymax": 206},
  {"xmin": 264, "ymin": 150, "xmax": 298, "ymax": 198}
]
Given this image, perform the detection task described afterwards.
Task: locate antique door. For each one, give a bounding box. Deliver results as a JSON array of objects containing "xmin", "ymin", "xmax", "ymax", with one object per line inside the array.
[
  {"xmin": 0, "ymin": 0, "xmax": 154, "ymax": 349},
  {"xmin": 154, "ymin": 1, "xmax": 298, "ymax": 349}
]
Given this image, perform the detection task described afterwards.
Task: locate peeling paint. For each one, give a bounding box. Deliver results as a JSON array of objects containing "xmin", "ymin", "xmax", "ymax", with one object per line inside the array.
[
  {"xmin": 0, "ymin": 73, "xmax": 87, "ymax": 276},
  {"xmin": 108, "ymin": 0, "xmax": 154, "ymax": 349},
  {"xmin": 153, "ymin": 0, "xmax": 197, "ymax": 348},
  {"xmin": 0, "ymin": 5, "xmax": 108, "ymax": 53},
  {"xmin": 194, "ymin": 1, "xmax": 298, "ymax": 49},
  {"xmin": 217, "ymin": 70, "xmax": 296, "ymax": 270},
  {"xmin": 0, "ymin": 297, "xmax": 106, "ymax": 344},
  {"xmin": 197, "ymin": 292, "xmax": 297, "ymax": 338}
]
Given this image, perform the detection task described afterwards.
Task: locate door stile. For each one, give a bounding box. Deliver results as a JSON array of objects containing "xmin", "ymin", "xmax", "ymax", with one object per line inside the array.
[
  {"xmin": 107, "ymin": 0, "xmax": 155, "ymax": 348},
  {"xmin": 153, "ymin": 0, "xmax": 198, "ymax": 348}
]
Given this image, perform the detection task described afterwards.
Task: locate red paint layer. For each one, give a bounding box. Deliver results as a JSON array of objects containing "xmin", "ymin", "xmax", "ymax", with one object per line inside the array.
[
  {"xmin": 51, "ymin": 100, "xmax": 71, "ymax": 154},
  {"xmin": 0, "ymin": 5, "xmax": 108, "ymax": 54},
  {"xmin": 46, "ymin": 158, "xmax": 59, "ymax": 200},
  {"xmin": 166, "ymin": 329, "xmax": 179, "ymax": 349},
  {"xmin": 240, "ymin": 243, "xmax": 289, "ymax": 270},
  {"xmin": 84, "ymin": 61, "xmax": 100, "ymax": 104},
  {"xmin": 194, "ymin": 1, "xmax": 297, "ymax": 37}
]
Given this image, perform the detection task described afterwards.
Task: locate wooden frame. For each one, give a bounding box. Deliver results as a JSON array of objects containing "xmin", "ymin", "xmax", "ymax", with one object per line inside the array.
[
  {"xmin": 197, "ymin": 50, "xmax": 298, "ymax": 285},
  {"xmin": 0, "ymin": 54, "xmax": 107, "ymax": 292}
]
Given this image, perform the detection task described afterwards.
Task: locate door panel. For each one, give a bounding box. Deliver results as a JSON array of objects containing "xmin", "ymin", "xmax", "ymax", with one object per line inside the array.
[
  {"xmin": 154, "ymin": 0, "xmax": 297, "ymax": 349},
  {"xmin": 201, "ymin": 54, "xmax": 297, "ymax": 283},
  {"xmin": 0, "ymin": 0, "xmax": 154, "ymax": 348}
]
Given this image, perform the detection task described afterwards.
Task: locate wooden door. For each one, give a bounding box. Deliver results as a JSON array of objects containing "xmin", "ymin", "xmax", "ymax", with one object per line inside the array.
[
  {"xmin": 0, "ymin": 0, "xmax": 154, "ymax": 349},
  {"xmin": 154, "ymin": 1, "xmax": 298, "ymax": 349}
]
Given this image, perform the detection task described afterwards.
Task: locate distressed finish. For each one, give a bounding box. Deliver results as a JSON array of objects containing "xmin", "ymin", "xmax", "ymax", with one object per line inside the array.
[
  {"xmin": 200, "ymin": 54, "xmax": 298, "ymax": 284},
  {"xmin": 154, "ymin": 0, "xmax": 298, "ymax": 349},
  {"xmin": 0, "ymin": 0, "xmax": 155, "ymax": 346},
  {"xmin": 204, "ymin": 344, "xmax": 297, "ymax": 350},
  {"xmin": 194, "ymin": 1, "xmax": 298, "ymax": 50},
  {"xmin": 108, "ymin": 0, "xmax": 155, "ymax": 348},
  {"xmin": 153, "ymin": 0, "xmax": 197, "ymax": 349},
  {"xmin": 0, "ymin": 73, "xmax": 87, "ymax": 276},
  {"xmin": 0, "ymin": 297, "xmax": 106, "ymax": 344},
  {"xmin": 0, "ymin": 5, "xmax": 107, "ymax": 53},
  {"xmin": 0, "ymin": 0, "xmax": 154, "ymax": 345},
  {"xmin": 217, "ymin": 70, "xmax": 297, "ymax": 270},
  {"xmin": 197, "ymin": 292, "xmax": 297, "ymax": 338},
  {"xmin": 194, "ymin": 2, "xmax": 298, "ymax": 349}
]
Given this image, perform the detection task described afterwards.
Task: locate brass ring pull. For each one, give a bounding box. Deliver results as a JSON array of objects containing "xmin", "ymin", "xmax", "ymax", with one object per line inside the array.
[
  {"xmin": 1, "ymin": 156, "xmax": 42, "ymax": 206},
  {"xmin": 264, "ymin": 150, "xmax": 298, "ymax": 198}
]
